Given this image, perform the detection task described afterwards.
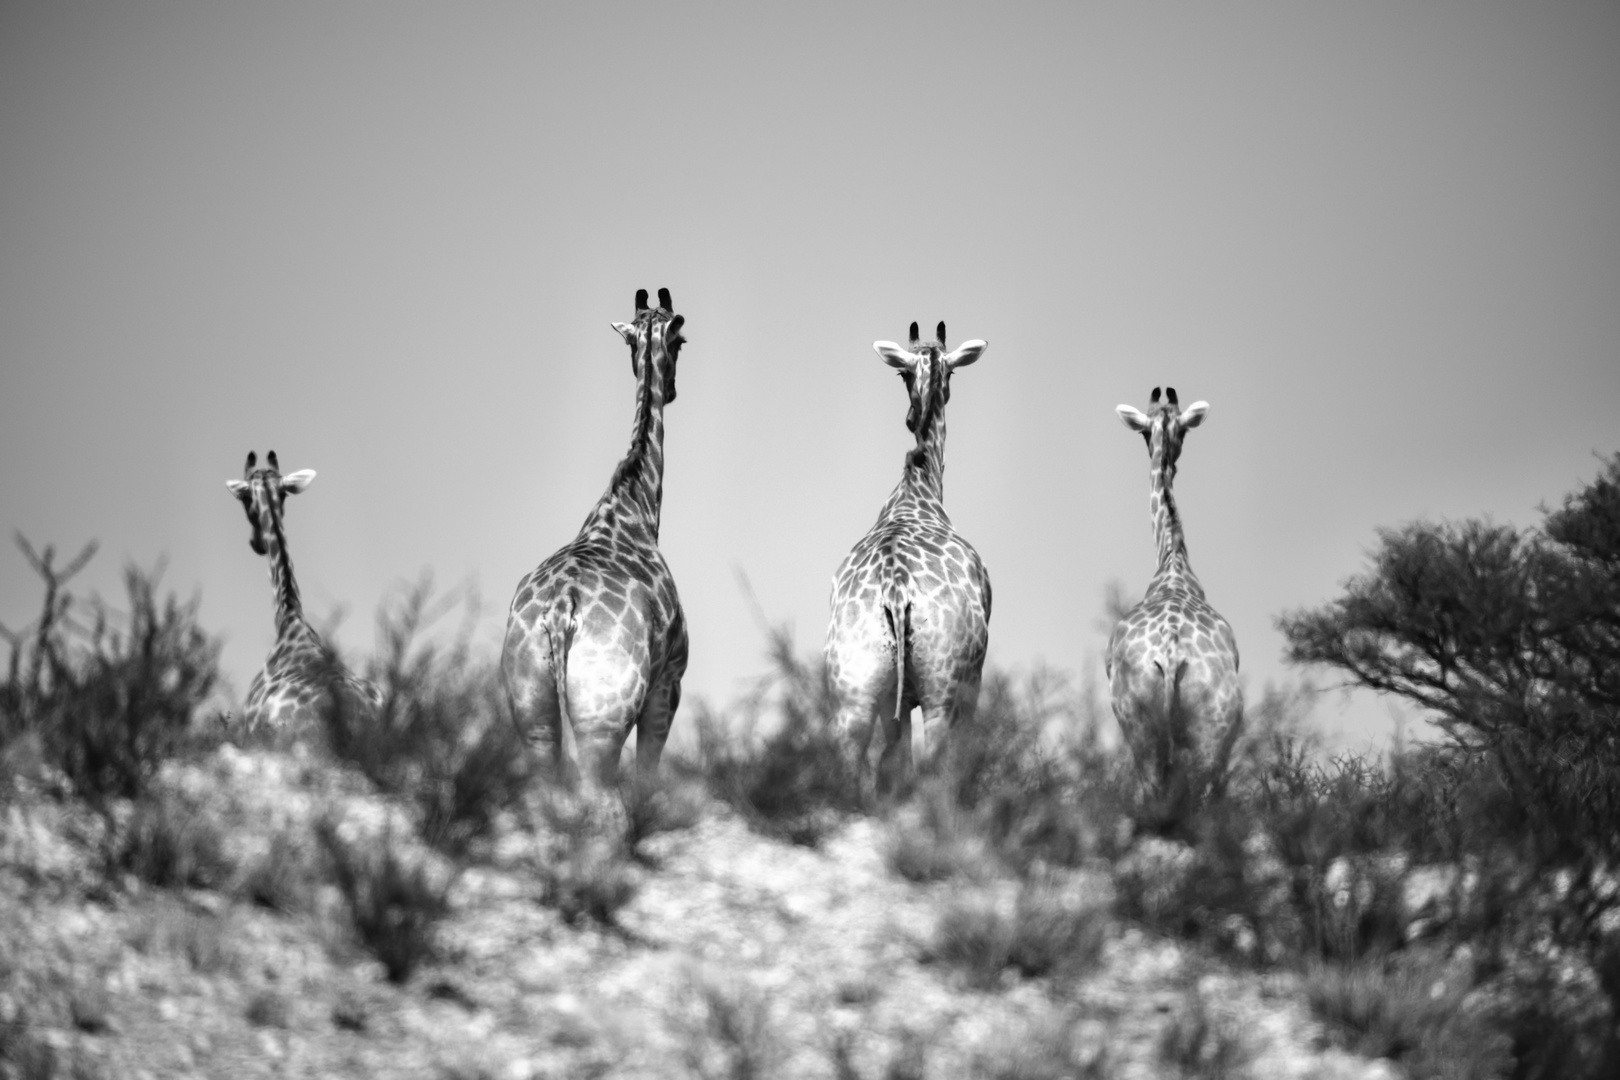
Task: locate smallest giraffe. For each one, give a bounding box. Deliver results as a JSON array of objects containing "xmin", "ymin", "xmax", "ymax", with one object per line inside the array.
[
  {"xmin": 226, "ymin": 450, "xmax": 378, "ymax": 735},
  {"xmin": 1107, "ymin": 388, "xmax": 1242, "ymax": 813}
]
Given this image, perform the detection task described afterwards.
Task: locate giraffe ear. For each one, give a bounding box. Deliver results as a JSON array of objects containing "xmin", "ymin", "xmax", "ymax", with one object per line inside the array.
[
  {"xmin": 612, "ymin": 321, "xmax": 636, "ymax": 344},
  {"xmin": 1179, "ymin": 402, "xmax": 1210, "ymax": 428},
  {"xmin": 944, "ymin": 339, "xmax": 987, "ymax": 370},
  {"xmin": 874, "ymin": 341, "xmax": 917, "ymax": 371},
  {"xmin": 226, "ymin": 479, "xmax": 249, "ymax": 497},
  {"xmin": 1116, "ymin": 405, "xmax": 1153, "ymax": 433},
  {"xmin": 279, "ymin": 469, "xmax": 316, "ymax": 493}
]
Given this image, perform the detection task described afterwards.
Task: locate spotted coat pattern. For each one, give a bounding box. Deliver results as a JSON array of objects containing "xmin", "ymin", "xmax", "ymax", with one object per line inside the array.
[
  {"xmin": 1107, "ymin": 392, "xmax": 1242, "ymax": 807},
  {"xmin": 826, "ymin": 326, "xmax": 990, "ymax": 794},
  {"xmin": 226, "ymin": 453, "xmax": 379, "ymax": 736},
  {"xmin": 501, "ymin": 290, "xmax": 688, "ymax": 788}
]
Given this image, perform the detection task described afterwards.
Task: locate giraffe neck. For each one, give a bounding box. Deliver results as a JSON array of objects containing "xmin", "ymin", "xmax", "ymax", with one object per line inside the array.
[
  {"xmin": 1147, "ymin": 460, "xmax": 1200, "ymax": 594},
  {"xmin": 260, "ymin": 504, "xmax": 308, "ymax": 638},
  {"xmin": 878, "ymin": 403, "xmax": 948, "ymax": 522},
  {"xmin": 584, "ymin": 361, "xmax": 667, "ymax": 542}
]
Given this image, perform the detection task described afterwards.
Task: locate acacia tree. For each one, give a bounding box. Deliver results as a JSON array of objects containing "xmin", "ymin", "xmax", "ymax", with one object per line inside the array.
[
  {"xmin": 1281, "ymin": 458, "xmax": 1619, "ymax": 838},
  {"xmin": 1279, "ymin": 455, "xmax": 1620, "ymax": 987}
]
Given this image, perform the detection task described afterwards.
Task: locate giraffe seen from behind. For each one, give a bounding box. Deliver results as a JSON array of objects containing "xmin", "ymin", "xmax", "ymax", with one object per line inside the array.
[
  {"xmin": 501, "ymin": 288, "xmax": 689, "ymax": 790},
  {"xmin": 1108, "ymin": 387, "xmax": 1242, "ymax": 817},
  {"xmin": 225, "ymin": 450, "xmax": 378, "ymax": 735},
  {"xmin": 826, "ymin": 321, "xmax": 991, "ymax": 796}
]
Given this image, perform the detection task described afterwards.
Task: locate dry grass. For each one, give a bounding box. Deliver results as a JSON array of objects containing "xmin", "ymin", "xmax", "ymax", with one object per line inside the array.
[
  {"xmin": 113, "ymin": 787, "xmax": 234, "ymax": 890},
  {"xmin": 1302, "ymin": 956, "xmax": 1508, "ymax": 1080},
  {"xmin": 237, "ymin": 829, "xmax": 317, "ymax": 913},
  {"xmin": 929, "ymin": 885, "xmax": 1110, "ymax": 989},
  {"xmin": 124, "ymin": 902, "xmax": 234, "ymax": 973},
  {"xmin": 1157, "ymin": 988, "xmax": 1251, "ymax": 1079},
  {"xmin": 970, "ymin": 1011, "xmax": 1113, "ymax": 1080},
  {"xmin": 530, "ymin": 791, "xmax": 640, "ymax": 928},
  {"xmin": 676, "ymin": 970, "xmax": 784, "ymax": 1080}
]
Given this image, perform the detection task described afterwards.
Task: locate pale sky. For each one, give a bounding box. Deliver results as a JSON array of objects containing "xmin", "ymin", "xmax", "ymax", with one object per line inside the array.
[{"xmin": 3, "ymin": 2, "xmax": 1618, "ymax": 751}]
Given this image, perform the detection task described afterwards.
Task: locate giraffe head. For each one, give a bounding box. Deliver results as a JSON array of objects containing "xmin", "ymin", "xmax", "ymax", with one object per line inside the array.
[
  {"xmin": 873, "ymin": 321, "xmax": 987, "ymax": 463},
  {"xmin": 1116, "ymin": 387, "xmax": 1209, "ymax": 471},
  {"xmin": 611, "ymin": 287, "xmax": 686, "ymax": 404},
  {"xmin": 224, "ymin": 450, "xmax": 315, "ymax": 556}
]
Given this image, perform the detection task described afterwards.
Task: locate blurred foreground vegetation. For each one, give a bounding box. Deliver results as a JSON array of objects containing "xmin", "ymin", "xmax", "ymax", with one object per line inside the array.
[{"xmin": 1, "ymin": 455, "xmax": 1617, "ymax": 1079}]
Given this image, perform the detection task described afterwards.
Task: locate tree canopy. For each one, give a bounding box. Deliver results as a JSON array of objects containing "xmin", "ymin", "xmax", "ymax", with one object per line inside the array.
[{"xmin": 1279, "ymin": 455, "xmax": 1620, "ymax": 867}]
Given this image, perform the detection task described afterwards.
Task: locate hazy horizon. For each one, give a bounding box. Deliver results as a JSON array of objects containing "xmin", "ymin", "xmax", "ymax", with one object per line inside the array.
[{"xmin": 4, "ymin": 2, "xmax": 1618, "ymax": 751}]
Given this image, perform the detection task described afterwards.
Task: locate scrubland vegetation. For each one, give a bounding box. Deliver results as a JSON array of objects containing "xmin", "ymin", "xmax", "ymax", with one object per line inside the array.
[{"xmin": 2, "ymin": 456, "xmax": 1617, "ymax": 1078}]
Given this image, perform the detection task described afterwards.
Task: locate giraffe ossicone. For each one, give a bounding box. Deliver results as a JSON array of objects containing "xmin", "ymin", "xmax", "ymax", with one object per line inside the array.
[
  {"xmin": 826, "ymin": 319, "xmax": 991, "ymax": 796},
  {"xmin": 225, "ymin": 449, "xmax": 378, "ymax": 736},
  {"xmin": 501, "ymin": 288, "xmax": 689, "ymax": 790},
  {"xmin": 1107, "ymin": 387, "xmax": 1242, "ymax": 819}
]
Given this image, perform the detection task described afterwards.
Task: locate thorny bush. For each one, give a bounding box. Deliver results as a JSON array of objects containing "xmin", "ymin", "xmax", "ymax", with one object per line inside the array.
[{"xmin": 0, "ymin": 535, "xmax": 220, "ymax": 803}]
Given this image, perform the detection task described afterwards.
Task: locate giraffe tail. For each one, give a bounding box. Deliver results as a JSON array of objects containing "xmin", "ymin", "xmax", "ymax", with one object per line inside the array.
[
  {"xmin": 882, "ymin": 580, "xmax": 911, "ymax": 726},
  {"xmin": 1164, "ymin": 658, "xmax": 1188, "ymax": 727},
  {"xmin": 1160, "ymin": 657, "xmax": 1191, "ymax": 799},
  {"xmin": 541, "ymin": 590, "xmax": 578, "ymax": 766}
]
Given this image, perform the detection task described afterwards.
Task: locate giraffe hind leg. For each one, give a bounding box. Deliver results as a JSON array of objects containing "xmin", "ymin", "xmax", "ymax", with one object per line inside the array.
[
  {"xmin": 632, "ymin": 673, "xmax": 681, "ymax": 786},
  {"xmin": 501, "ymin": 631, "xmax": 571, "ymax": 785},
  {"xmin": 565, "ymin": 646, "xmax": 650, "ymax": 792},
  {"xmin": 876, "ymin": 692, "xmax": 913, "ymax": 798}
]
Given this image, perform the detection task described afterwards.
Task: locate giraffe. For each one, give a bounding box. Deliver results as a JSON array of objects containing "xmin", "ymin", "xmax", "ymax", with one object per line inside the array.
[
  {"xmin": 826, "ymin": 321, "xmax": 991, "ymax": 795},
  {"xmin": 225, "ymin": 450, "xmax": 379, "ymax": 735},
  {"xmin": 1107, "ymin": 387, "xmax": 1243, "ymax": 816},
  {"xmin": 501, "ymin": 288, "xmax": 689, "ymax": 790}
]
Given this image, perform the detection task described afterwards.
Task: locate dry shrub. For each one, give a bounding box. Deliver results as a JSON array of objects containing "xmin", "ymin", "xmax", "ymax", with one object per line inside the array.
[
  {"xmin": 886, "ymin": 780, "xmax": 997, "ymax": 883},
  {"xmin": 0, "ymin": 1022, "xmax": 59, "ymax": 1080},
  {"xmin": 0, "ymin": 537, "xmax": 221, "ymax": 804},
  {"xmin": 1303, "ymin": 955, "xmax": 1509, "ymax": 1080},
  {"xmin": 531, "ymin": 791, "xmax": 638, "ymax": 928},
  {"xmin": 244, "ymin": 989, "xmax": 290, "ymax": 1028},
  {"xmin": 1157, "ymin": 989, "xmax": 1250, "ymax": 1079},
  {"xmin": 620, "ymin": 773, "xmax": 707, "ymax": 864},
  {"xmin": 827, "ymin": 1028, "xmax": 930, "ymax": 1080},
  {"xmin": 697, "ymin": 628, "xmax": 864, "ymax": 847},
  {"xmin": 125, "ymin": 902, "xmax": 233, "ymax": 973},
  {"xmin": 677, "ymin": 971, "xmax": 783, "ymax": 1080},
  {"xmin": 317, "ymin": 818, "xmax": 453, "ymax": 984},
  {"xmin": 114, "ymin": 788, "xmax": 233, "ymax": 890},
  {"xmin": 321, "ymin": 578, "xmax": 530, "ymax": 858},
  {"xmin": 238, "ymin": 829, "xmax": 317, "ymax": 913},
  {"xmin": 930, "ymin": 885, "xmax": 1109, "ymax": 989},
  {"xmin": 971, "ymin": 1011, "xmax": 1112, "ymax": 1080}
]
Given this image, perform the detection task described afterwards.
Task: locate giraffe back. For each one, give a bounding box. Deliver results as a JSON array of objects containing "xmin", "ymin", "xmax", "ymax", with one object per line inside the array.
[{"xmin": 501, "ymin": 289, "xmax": 690, "ymax": 786}]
